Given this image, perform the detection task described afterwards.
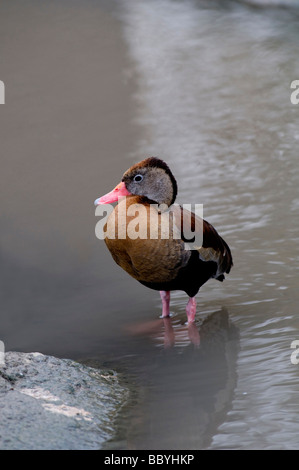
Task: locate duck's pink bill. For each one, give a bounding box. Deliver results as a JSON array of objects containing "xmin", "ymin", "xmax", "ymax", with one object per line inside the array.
[{"xmin": 94, "ymin": 181, "xmax": 131, "ymax": 205}]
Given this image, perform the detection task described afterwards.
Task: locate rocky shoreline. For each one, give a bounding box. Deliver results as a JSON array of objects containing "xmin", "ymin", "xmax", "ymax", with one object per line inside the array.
[{"xmin": 0, "ymin": 352, "xmax": 128, "ymax": 450}]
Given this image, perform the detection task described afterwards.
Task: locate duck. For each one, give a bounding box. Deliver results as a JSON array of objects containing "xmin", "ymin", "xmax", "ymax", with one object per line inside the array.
[{"xmin": 94, "ymin": 157, "xmax": 233, "ymax": 323}]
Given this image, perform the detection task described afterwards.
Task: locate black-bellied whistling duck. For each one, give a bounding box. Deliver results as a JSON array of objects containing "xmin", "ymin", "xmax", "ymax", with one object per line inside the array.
[{"xmin": 94, "ymin": 157, "xmax": 233, "ymax": 323}]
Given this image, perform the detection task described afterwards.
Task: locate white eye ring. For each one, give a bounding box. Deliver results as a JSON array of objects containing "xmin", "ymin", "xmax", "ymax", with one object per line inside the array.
[{"xmin": 134, "ymin": 174, "xmax": 143, "ymax": 182}]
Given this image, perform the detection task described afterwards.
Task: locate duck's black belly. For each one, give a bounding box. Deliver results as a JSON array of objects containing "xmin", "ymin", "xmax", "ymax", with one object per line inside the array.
[{"xmin": 139, "ymin": 250, "xmax": 218, "ymax": 298}]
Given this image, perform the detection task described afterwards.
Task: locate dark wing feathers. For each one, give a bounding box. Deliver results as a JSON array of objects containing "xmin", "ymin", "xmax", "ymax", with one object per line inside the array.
[
  {"xmin": 202, "ymin": 218, "xmax": 233, "ymax": 275},
  {"xmin": 175, "ymin": 206, "xmax": 233, "ymax": 279}
]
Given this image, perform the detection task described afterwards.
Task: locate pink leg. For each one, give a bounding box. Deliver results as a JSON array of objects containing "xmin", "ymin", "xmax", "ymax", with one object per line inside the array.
[
  {"xmin": 186, "ymin": 297, "xmax": 196, "ymax": 323},
  {"xmin": 160, "ymin": 291, "xmax": 170, "ymax": 318}
]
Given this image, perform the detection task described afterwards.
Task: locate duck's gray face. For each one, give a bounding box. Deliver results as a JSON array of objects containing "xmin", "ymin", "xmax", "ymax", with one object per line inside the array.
[
  {"xmin": 122, "ymin": 157, "xmax": 177, "ymax": 207},
  {"xmin": 94, "ymin": 157, "xmax": 177, "ymax": 207}
]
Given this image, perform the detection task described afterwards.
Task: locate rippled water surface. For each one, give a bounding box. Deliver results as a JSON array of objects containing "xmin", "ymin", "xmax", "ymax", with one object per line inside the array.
[{"xmin": 1, "ymin": 0, "xmax": 299, "ymax": 449}]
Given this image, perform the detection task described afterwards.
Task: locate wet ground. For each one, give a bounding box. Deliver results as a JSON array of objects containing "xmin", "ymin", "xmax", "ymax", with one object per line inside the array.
[{"xmin": 1, "ymin": 0, "xmax": 299, "ymax": 449}]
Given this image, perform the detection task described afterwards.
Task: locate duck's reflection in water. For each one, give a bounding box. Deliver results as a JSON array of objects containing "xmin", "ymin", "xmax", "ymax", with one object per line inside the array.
[
  {"xmin": 126, "ymin": 316, "xmax": 201, "ymax": 348},
  {"xmin": 160, "ymin": 317, "xmax": 200, "ymax": 348},
  {"xmin": 126, "ymin": 307, "xmax": 233, "ymax": 350},
  {"xmin": 106, "ymin": 308, "xmax": 239, "ymax": 450}
]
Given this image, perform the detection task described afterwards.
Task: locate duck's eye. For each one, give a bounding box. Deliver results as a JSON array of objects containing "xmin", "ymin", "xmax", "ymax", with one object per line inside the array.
[{"xmin": 134, "ymin": 174, "xmax": 143, "ymax": 182}]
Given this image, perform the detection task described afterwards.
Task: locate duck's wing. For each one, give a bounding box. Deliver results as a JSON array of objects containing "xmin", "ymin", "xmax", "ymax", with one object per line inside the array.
[{"xmin": 171, "ymin": 204, "xmax": 233, "ymax": 280}]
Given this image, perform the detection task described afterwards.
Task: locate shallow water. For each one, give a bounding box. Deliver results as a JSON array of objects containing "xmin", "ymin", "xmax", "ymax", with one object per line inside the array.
[{"xmin": 1, "ymin": 0, "xmax": 299, "ymax": 450}]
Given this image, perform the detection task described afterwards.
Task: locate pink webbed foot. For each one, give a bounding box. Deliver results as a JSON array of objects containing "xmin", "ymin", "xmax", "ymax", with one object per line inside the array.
[
  {"xmin": 186, "ymin": 296, "xmax": 196, "ymax": 323},
  {"xmin": 159, "ymin": 290, "xmax": 171, "ymax": 318}
]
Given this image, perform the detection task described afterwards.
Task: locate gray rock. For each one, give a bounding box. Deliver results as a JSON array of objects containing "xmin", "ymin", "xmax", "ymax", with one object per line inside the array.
[{"xmin": 0, "ymin": 351, "xmax": 128, "ymax": 450}]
